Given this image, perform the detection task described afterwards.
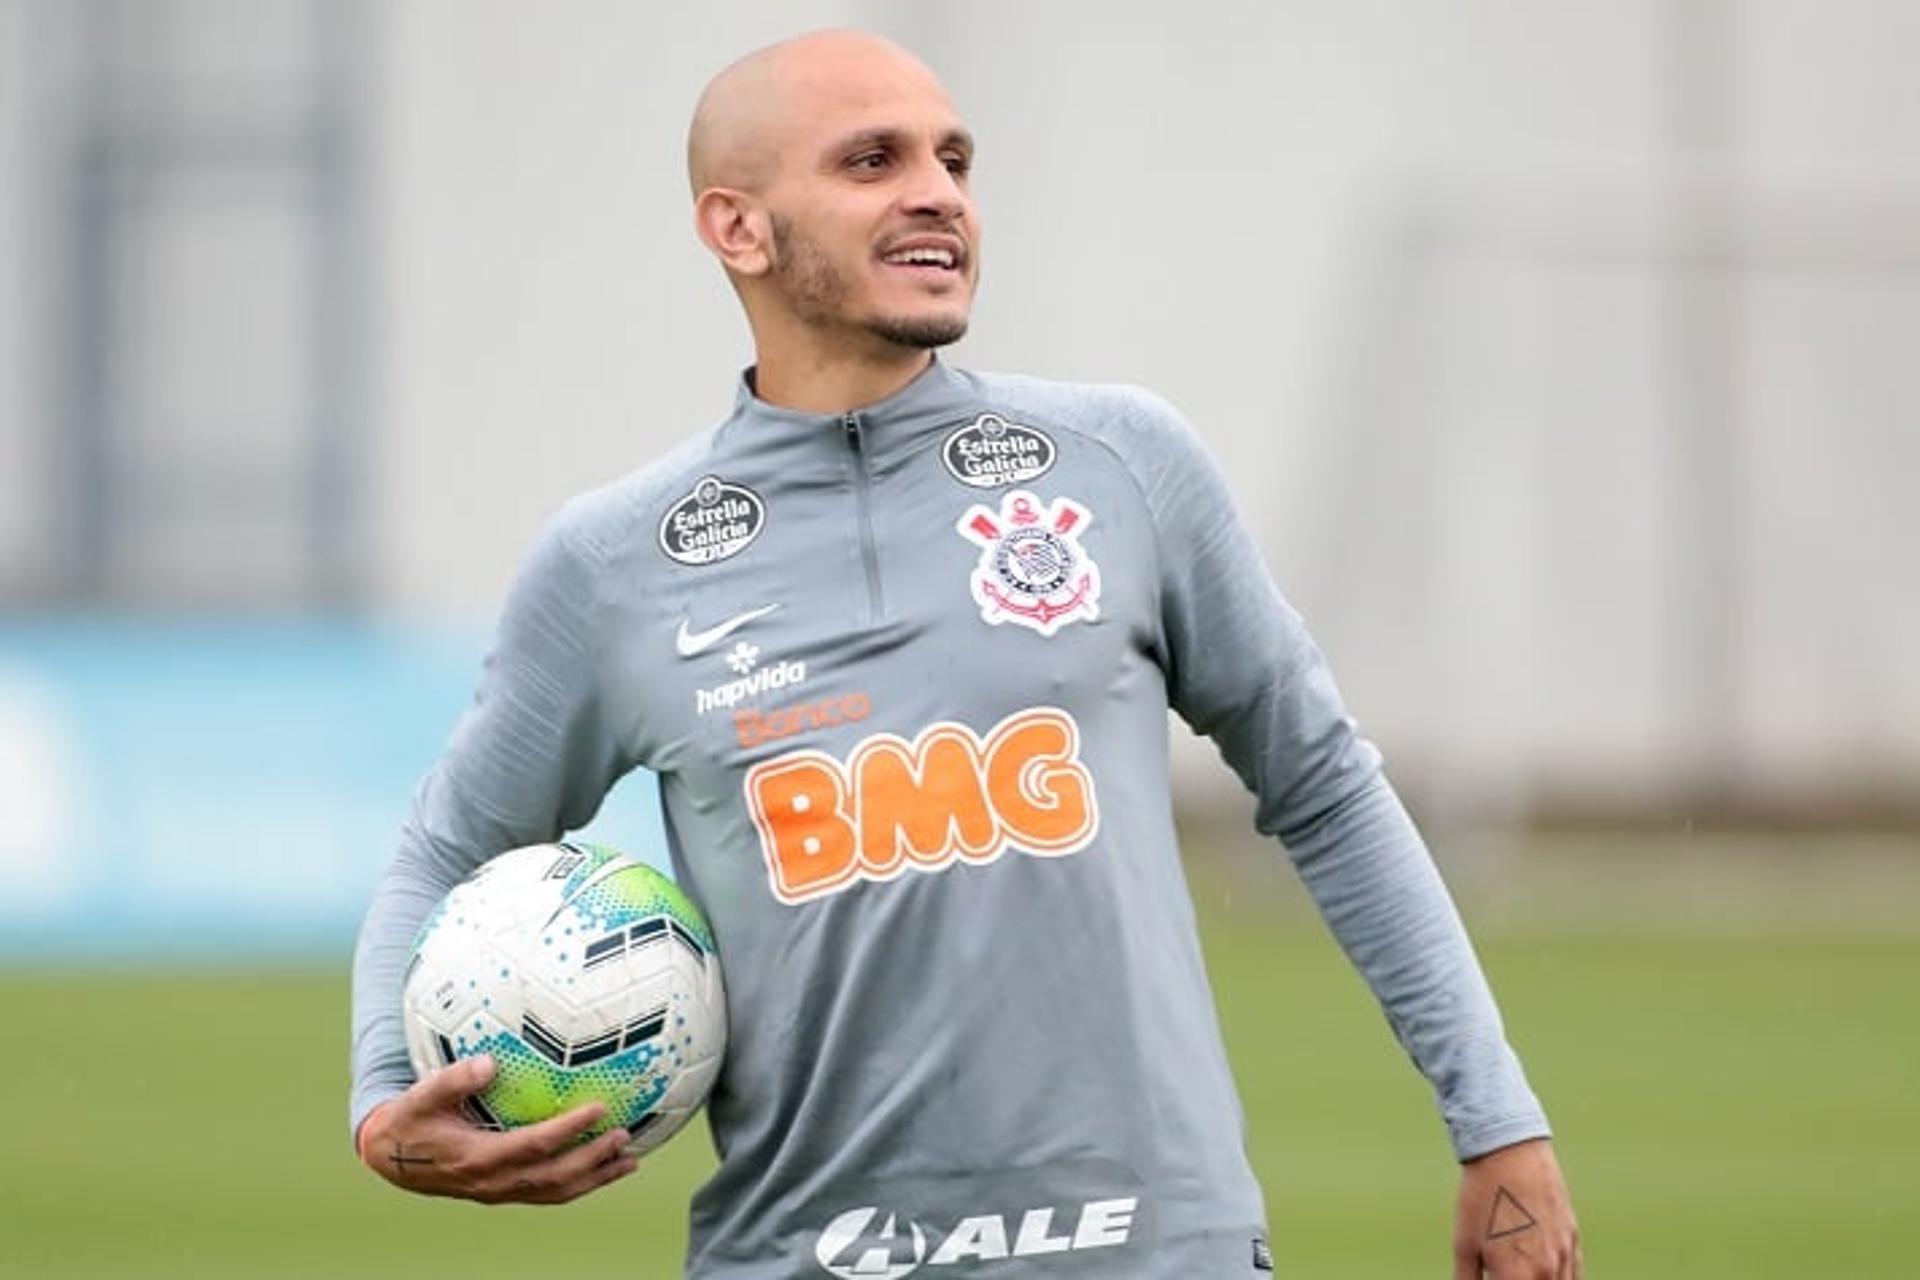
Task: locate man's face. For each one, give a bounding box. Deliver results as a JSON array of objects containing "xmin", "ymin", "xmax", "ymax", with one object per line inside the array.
[{"xmin": 757, "ymin": 59, "xmax": 980, "ymax": 351}]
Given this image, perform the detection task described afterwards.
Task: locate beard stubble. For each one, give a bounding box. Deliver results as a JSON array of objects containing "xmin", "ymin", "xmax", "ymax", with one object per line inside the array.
[{"xmin": 770, "ymin": 214, "xmax": 969, "ymax": 350}]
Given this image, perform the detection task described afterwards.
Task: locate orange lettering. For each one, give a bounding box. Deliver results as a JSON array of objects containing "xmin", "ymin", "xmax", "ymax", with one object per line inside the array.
[
  {"xmin": 735, "ymin": 692, "xmax": 873, "ymax": 750},
  {"xmin": 743, "ymin": 708, "xmax": 1100, "ymax": 905},
  {"xmin": 745, "ymin": 755, "xmax": 858, "ymax": 901},
  {"xmin": 735, "ymin": 709, "xmax": 769, "ymax": 748},
  {"xmin": 854, "ymin": 730, "xmax": 998, "ymax": 871},
  {"xmin": 984, "ymin": 712, "xmax": 1094, "ymax": 852}
]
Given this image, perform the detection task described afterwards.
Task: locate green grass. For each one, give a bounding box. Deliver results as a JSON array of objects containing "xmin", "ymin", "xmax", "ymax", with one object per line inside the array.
[
  {"xmin": 4, "ymin": 906, "xmax": 1916, "ymax": 1277},
  {"xmin": 1208, "ymin": 918, "xmax": 1920, "ymax": 1278}
]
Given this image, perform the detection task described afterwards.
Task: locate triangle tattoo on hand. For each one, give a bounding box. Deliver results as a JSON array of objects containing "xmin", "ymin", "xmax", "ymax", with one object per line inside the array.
[{"xmin": 1486, "ymin": 1186, "xmax": 1540, "ymax": 1240}]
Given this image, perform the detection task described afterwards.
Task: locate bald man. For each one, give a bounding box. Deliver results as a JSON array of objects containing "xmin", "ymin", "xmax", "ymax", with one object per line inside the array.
[{"xmin": 350, "ymin": 29, "xmax": 1582, "ymax": 1279}]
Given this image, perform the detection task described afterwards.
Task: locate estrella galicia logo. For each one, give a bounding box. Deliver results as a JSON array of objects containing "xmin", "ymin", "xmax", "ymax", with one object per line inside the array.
[
  {"xmin": 657, "ymin": 475, "xmax": 766, "ymax": 566},
  {"xmin": 941, "ymin": 413, "xmax": 1056, "ymax": 489}
]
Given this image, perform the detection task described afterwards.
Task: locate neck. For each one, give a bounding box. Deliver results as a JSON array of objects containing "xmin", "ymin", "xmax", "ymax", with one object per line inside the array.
[{"xmin": 748, "ymin": 329, "xmax": 938, "ymax": 415}]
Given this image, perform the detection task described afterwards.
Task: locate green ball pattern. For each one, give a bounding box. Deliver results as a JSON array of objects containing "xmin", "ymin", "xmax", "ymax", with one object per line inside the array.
[
  {"xmin": 564, "ymin": 845, "xmax": 716, "ymax": 952},
  {"xmin": 409, "ymin": 843, "xmax": 721, "ymax": 1148},
  {"xmin": 458, "ymin": 1024, "xmax": 670, "ymax": 1139}
]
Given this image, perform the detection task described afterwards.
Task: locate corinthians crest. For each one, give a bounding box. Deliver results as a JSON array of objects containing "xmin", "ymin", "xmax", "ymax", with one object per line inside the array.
[{"xmin": 956, "ymin": 489, "xmax": 1101, "ymax": 636}]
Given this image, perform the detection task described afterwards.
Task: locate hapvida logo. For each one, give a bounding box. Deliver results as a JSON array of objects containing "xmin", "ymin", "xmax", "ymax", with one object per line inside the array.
[
  {"xmin": 814, "ymin": 1198, "xmax": 1138, "ymax": 1276},
  {"xmin": 695, "ymin": 658, "xmax": 808, "ymax": 715}
]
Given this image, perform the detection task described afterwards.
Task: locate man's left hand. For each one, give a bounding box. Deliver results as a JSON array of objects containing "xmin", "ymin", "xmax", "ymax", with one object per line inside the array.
[{"xmin": 1453, "ymin": 1137, "xmax": 1581, "ymax": 1278}]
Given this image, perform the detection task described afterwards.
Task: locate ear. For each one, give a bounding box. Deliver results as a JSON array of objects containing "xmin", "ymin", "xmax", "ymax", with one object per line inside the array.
[{"xmin": 694, "ymin": 188, "xmax": 772, "ymax": 277}]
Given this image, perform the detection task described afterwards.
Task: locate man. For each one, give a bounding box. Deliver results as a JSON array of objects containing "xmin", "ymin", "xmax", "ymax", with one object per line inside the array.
[{"xmin": 351, "ymin": 28, "xmax": 1582, "ymax": 1279}]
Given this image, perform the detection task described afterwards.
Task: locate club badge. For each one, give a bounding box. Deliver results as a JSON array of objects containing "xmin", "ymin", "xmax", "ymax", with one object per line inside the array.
[
  {"xmin": 657, "ymin": 475, "xmax": 766, "ymax": 566},
  {"xmin": 956, "ymin": 490, "xmax": 1101, "ymax": 636},
  {"xmin": 941, "ymin": 413, "xmax": 1056, "ymax": 488}
]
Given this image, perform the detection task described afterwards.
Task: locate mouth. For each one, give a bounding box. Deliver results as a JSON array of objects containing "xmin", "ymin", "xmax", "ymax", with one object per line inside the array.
[{"xmin": 877, "ymin": 236, "xmax": 968, "ymax": 281}]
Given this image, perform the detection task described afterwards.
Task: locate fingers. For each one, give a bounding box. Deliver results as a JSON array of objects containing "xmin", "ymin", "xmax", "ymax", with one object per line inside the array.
[
  {"xmin": 568, "ymin": 1140, "xmax": 641, "ymax": 1202},
  {"xmin": 371, "ymin": 1106, "xmax": 636, "ymax": 1204},
  {"xmin": 367, "ymin": 1073, "xmax": 640, "ymax": 1206},
  {"xmin": 402, "ymin": 1054, "xmax": 497, "ymax": 1114},
  {"xmin": 1458, "ymin": 1209, "xmax": 1579, "ymax": 1280},
  {"xmin": 491, "ymin": 1099, "xmax": 613, "ymax": 1166},
  {"xmin": 1471, "ymin": 1234, "xmax": 1580, "ymax": 1280},
  {"xmin": 484, "ymin": 1125, "xmax": 638, "ymax": 1205}
]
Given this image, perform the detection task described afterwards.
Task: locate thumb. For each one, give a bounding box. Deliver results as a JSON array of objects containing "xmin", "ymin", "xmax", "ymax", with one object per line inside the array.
[
  {"xmin": 413, "ymin": 1052, "xmax": 496, "ymax": 1111},
  {"xmin": 1453, "ymin": 1240, "xmax": 1482, "ymax": 1280}
]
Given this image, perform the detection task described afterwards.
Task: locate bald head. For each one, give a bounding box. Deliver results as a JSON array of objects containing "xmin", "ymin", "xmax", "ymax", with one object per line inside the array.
[
  {"xmin": 687, "ymin": 29, "xmax": 951, "ymax": 196},
  {"xmin": 686, "ymin": 28, "xmax": 981, "ymax": 381}
]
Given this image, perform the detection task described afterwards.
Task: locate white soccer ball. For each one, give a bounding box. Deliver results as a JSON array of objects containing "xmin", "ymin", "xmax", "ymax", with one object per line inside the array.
[{"xmin": 401, "ymin": 841, "xmax": 726, "ymax": 1157}]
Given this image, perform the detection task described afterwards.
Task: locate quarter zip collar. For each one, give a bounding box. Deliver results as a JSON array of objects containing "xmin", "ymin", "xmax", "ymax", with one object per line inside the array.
[{"xmin": 722, "ymin": 356, "xmax": 979, "ymax": 461}]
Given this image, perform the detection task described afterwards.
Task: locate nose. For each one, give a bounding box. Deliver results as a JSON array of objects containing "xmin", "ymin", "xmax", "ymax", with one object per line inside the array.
[{"xmin": 900, "ymin": 152, "xmax": 968, "ymax": 222}]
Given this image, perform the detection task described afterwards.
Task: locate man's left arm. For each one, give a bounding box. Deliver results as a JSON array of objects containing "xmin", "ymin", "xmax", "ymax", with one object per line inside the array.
[{"xmin": 1126, "ymin": 391, "xmax": 1581, "ymax": 1277}]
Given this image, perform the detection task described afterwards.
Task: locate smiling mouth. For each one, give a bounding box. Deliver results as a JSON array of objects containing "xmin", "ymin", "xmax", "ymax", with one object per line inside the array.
[
  {"xmin": 883, "ymin": 246, "xmax": 956, "ymax": 267},
  {"xmin": 878, "ymin": 244, "xmax": 965, "ymax": 275}
]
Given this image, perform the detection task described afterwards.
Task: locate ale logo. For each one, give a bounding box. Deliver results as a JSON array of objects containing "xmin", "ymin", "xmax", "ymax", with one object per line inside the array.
[
  {"xmin": 815, "ymin": 1207, "xmax": 928, "ymax": 1279},
  {"xmin": 814, "ymin": 1198, "xmax": 1140, "ymax": 1275},
  {"xmin": 744, "ymin": 707, "xmax": 1099, "ymax": 905}
]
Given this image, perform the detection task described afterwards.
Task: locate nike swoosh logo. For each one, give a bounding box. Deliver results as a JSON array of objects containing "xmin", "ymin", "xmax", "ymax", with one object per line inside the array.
[{"xmin": 675, "ymin": 603, "xmax": 781, "ymax": 657}]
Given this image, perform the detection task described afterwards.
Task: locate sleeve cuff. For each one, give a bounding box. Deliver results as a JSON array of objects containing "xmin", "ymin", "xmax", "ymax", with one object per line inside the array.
[{"xmin": 1451, "ymin": 1113, "xmax": 1554, "ymax": 1163}]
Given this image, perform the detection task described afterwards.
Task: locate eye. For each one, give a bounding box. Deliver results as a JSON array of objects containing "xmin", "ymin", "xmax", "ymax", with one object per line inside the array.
[
  {"xmin": 848, "ymin": 150, "xmax": 891, "ymax": 175},
  {"xmin": 942, "ymin": 153, "xmax": 972, "ymax": 179}
]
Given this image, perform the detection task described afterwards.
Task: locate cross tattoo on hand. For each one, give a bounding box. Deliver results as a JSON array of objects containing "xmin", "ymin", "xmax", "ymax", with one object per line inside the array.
[{"xmin": 389, "ymin": 1142, "xmax": 436, "ymax": 1179}]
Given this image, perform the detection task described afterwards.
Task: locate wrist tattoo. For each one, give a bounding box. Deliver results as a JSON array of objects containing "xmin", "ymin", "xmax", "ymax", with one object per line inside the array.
[
  {"xmin": 389, "ymin": 1142, "xmax": 436, "ymax": 1179},
  {"xmin": 1486, "ymin": 1186, "xmax": 1539, "ymax": 1240}
]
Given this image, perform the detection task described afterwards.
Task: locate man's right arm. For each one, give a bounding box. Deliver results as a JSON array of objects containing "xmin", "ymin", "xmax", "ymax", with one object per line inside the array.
[{"xmin": 349, "ymin": 510, "xmax": 634, "ymax": 1197}]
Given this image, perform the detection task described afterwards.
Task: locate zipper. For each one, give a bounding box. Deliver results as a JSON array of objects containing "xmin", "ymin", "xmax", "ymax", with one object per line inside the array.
[{"xmin": 843, "ymin": 412, "xmax": 884, "ymax": 622}]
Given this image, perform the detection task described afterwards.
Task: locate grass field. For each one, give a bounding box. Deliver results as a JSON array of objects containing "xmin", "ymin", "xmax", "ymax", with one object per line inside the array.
[{"xmin": 4, "ymin": 860, "xmax": 1917, "ymax": 1278}]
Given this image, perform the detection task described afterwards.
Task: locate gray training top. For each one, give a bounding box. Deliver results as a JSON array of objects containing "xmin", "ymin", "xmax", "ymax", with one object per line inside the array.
[{"xmin": 351, "ymin": 358, "xmax": 1550, "ymax": 1278}]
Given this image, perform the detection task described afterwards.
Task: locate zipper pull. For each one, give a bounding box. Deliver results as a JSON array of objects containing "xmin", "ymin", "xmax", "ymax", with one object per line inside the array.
[{"xmin": 843, "ymin": 413, "xmax": 862, "ymax": 451}]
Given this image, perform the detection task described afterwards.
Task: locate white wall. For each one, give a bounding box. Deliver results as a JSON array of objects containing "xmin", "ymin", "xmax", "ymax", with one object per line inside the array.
[
  {"xmin": 0, "ymin": 0, "xmax": 62, "ymax": 597},
  {"xmin": 6, "ymin": 1, "xmax": 1917, "ymax": 813},
  {"xmin": 376, "ymin": 1, "xmax": 861, "ymax": 614},
  {"xmin": 375, "ymin": 2, "xmax": 1673, "ymax": 606}
]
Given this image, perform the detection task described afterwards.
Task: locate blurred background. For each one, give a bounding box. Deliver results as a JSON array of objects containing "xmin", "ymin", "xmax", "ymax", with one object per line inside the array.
[{"xmin": 1, "ymin": 2, "xmax": 1915, "ymax": 1277}]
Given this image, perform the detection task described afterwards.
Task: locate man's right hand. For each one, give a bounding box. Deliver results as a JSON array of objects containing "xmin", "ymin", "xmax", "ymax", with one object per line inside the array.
[{"xmin": 356, "ymin": 1054, "xmax": 638, "ymax": 1204}]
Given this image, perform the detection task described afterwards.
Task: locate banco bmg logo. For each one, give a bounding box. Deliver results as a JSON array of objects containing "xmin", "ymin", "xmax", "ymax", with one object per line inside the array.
[{"xmin": 814, "ymin": 1197, "xmax": 1139, "ymax": 1276}]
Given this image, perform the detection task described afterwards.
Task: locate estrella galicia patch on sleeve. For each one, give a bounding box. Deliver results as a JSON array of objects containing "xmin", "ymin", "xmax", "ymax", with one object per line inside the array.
[
  {"xmin": 956, "ymin": 489, "xmax": 1101, "ymax": 636},
  {"xmin": 941, "ymin": 413, "xmax": 1056, "ymax": 488},
  {"xmin": 1252, "ymin": 1236, "xmax": 1274, "ymax": 1271},
  {"xmin": 657, "ymin": 475, "xmax": 766, "ymax": 566}
]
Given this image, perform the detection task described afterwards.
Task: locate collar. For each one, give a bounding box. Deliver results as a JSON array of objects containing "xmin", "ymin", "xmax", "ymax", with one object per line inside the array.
[{"xmin": 720, "ymin": 357, "xmax": 981, "ymax": 461}]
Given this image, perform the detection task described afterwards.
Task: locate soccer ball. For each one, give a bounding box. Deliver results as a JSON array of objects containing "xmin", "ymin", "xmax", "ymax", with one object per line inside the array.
[{"xmin": 401, "ymin": 841, "xmax": 726, "ymax": 1157}]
